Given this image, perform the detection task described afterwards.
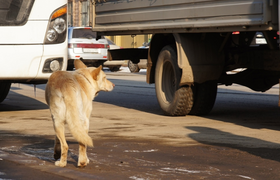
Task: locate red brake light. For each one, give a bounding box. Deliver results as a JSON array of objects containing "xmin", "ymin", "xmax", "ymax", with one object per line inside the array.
[
  {"xmin": 232, "ymin": 31, "xmax": 240, "ymax": 35},
  {"xmin": 75, "ymin": 44, "xmax": 106, "ymax": 48}
]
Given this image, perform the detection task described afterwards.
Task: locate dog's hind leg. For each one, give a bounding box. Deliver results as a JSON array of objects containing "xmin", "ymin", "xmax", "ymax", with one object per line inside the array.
[
  {"xmin": 78, "ymin": 143, "xmax": 89, "ymax": 167},
  {"xmin": 54, "ymin": 136, "xmax": 61, "ymax": 160},
  {"xmin": 78, "ymin": 116, "xmax": 90, "ymax": 167},
  {"xmin": 54, "ymin": 121, "xmax": 68, "ymax": 167},
  {"xmin": 78, "ymin": 122, "xmax": 90, "ymax": 167}
]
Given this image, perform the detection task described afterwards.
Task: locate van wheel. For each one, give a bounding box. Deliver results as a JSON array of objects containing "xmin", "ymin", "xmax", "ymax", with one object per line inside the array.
[
  {"xmin": 0, "ymin": 81, "xmax": 11, "ymax": 103},
  {"xmin": 128, "ymin": 60, "xmax": 140, "ymax": 73},
  {"xmin": 155, "ymin": 45, "xmax": 193, "ymax": 116}
]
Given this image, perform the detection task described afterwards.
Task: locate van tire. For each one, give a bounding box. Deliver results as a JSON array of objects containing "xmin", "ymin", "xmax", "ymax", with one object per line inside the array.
[{"xmin": 0, "ymin": 81, "xmax": 11, "ymax": 103}]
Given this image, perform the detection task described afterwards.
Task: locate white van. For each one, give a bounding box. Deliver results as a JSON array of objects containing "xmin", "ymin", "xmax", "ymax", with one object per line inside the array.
[
  {"xmin": 0, "ymin": 0, "xmax": 68, "ymax": 103},
  {"xmin": 67, "ymin": 27, "xmax": 109, "ymax": 69}
]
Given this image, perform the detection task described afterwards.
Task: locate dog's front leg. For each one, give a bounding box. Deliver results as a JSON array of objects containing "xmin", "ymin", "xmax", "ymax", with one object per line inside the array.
[{"xmin": 78, "ymin": 143, "xmax": 89, "ymax": 167}]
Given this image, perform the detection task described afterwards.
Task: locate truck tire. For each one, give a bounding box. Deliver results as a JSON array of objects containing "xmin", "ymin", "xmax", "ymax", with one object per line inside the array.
[
  {"xmin": 109, "ymin": 66, "xmax": 120, "ymax": 72},
  {"xmin": 0, "ymin": 81, "xmax": 11, "ymax": 103},
  {"xmin": 189, "ymin": 81, "xmax": 217, "ymax": 115},
  {"xmin": 128, "ymin": 60, "xmax": 140, "ymax": 73},
  {"xmin": 155, "ymin": 45, "xmax": 193, "ymax": 116}
]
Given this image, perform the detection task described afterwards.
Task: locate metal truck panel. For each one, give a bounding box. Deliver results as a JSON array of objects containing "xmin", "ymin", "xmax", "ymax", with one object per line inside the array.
[{"xmin": 94, "ymin": 0, "xmax": 277, "ymax": 35}]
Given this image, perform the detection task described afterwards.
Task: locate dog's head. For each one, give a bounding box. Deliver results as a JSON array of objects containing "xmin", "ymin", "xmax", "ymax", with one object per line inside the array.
[{"xmin": 74, "ymin": 59, "xmax": 115, "ymax": 92}]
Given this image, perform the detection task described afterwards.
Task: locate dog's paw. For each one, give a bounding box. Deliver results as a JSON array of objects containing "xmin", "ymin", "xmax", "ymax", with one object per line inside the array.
[
  {"xmin": 55, "ymin": 160, "xmax": 67, "ymax": 167},
  {"xmin": 78, "ymin": 161, "xmax": 88, "ymax": 168},
  {"xmin": 87, "ymin": 158, "xmax": 90, "ymax": 164}
]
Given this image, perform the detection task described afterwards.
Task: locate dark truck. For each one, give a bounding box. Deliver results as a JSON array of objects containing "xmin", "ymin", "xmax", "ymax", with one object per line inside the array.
[{"xmin": 93, "ymin": 0, "xmax": 280, "ymax": 116}]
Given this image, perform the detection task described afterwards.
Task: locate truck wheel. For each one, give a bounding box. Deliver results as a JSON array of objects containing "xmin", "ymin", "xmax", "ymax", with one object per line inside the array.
[
  {"xmin": 67, "ymin": 64, "xmax": 74, "ymax": 71},
  {"xmin": 109, "ymin": 66, "xmax": 120, "ymax": 72},
  {"xmin": 155, "ymin": 45, "xmax": 193, "ymax": 116},
  {"xmin": 0, "ymin": 81, "xmax": 11, "ymax": 103},
  {"xmin": 189, "ymin": 81, "xmax": 217, "ymax": 115},
  {"xmin": 128, "ymin": 60, "xmax": 140, "ymax": 73}
]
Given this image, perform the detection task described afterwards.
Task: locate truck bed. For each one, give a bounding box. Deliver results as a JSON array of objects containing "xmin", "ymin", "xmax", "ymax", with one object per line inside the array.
[{"xmin": 94, "ymin": 0, "xmax": 278, "ymax": 35}]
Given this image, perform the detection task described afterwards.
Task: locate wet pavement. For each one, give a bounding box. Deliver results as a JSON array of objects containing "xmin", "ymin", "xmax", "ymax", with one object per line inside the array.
[{"xmin": 1, "ymin": 131, "xmax": 280, "ymax": 180}]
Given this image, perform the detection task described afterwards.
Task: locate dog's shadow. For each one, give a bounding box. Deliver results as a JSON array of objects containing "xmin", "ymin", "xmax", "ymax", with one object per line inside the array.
[{"xmin": 19, "ymin": 137, "xmax": 80, "ymax": 167}]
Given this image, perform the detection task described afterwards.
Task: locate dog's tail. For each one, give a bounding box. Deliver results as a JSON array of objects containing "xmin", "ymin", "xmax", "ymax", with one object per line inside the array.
[{"xmin": 65, "ymin": 103, "xmax": 93, "ymax": 147}]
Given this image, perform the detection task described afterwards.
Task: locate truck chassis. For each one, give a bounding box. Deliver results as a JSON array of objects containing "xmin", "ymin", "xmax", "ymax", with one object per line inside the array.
[{"xmin": 94, "ymin": 0, "xmax": 280, "ymax": 115}]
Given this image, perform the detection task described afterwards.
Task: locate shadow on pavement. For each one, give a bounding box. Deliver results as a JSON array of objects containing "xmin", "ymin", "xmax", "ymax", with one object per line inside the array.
[
  {"xmin": 0, "ymin": 91, "xmax": 48, "ymax": 111},
  {"xmin": 205, "ymin": 88, "xmax": 280, "ymax": 131},
  {"xmin": 95, "ymin": 79, "xmax": 280, "ymax": 132},
  {"xmin": 1, "ymin": 129, "xmax": 280, "ymax": 179},
  {"xmin": 94, "ymin": 79, "xmax": 163, "ymax": 115},
  {"xmin": 0, "ymin": 130, "xmax": 78, "ymax": 166},
  {"xmin": 186, "ymin": 126, "xmax": 280, "ymax": 163}
]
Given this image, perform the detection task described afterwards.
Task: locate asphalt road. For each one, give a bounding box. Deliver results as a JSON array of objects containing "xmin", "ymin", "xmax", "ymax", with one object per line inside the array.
[{"xmin": 0, "ymin": 68, "xmax": 280, "ymax": 180}]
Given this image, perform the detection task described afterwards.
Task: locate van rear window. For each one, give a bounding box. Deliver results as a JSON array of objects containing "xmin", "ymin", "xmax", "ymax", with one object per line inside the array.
[
  {"xmin": 0, "ymin": 0, "xmax": 34, "ymax": 26},
  {"xmin": 72, "ymin": 29, "xmax": 97, "ymax": 39}
]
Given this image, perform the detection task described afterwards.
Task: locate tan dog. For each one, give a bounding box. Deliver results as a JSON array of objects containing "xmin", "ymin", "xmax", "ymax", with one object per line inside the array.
[{"xmin": 45, "ymin": 59, "xmax": 114, "ymax": 167}]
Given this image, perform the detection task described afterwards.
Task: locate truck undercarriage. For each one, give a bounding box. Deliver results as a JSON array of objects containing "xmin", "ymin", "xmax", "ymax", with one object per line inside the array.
[{"xmin": 94, "ymin": 0, "xmax": 280, "ymax": 116}]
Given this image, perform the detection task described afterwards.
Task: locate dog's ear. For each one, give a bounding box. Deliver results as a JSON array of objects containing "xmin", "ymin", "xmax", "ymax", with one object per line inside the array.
[
  {"xmin": 91, "ymin": 65, "xmax": 102, "ymax": 80},
  {"xmin": 74, "ymin": 59, "xmax": 87, "ymax": 69}
]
